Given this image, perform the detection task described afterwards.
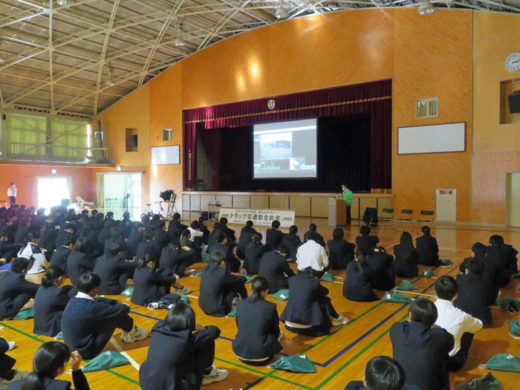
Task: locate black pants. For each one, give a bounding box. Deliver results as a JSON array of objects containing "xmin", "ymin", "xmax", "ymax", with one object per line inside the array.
[
  {"xmin": 447, "ymin": 333, "xmax": 474, "ymax": 372},
  {"xmin": 8, "ymin": 197, "xmax": 15, "ymax": 208},
  {"xmin": 224, "ymin": 281, "xmax": 248, "ymax": 312},
  {"xmin": 188, "ymin": 327, "xmax": 219, "ymax": 388},
  {"xmin": 285, "ymin": 296, "xmax": 339, "ymax": 337},
  {"xmin": 81, "ymin": 313, "xmax": 134, "ymax": 359},
  {"xmin": 298, "ymin": 268, "xmax": 327, "ymax": 279},
  {"xmin": 0, "ymin": 338, "xmax": 16, "ymax": 380},
  {"xmin": 346, "ymin": 205, "xmax": 351, "ymax": 225},
  {"xmin": 0, "ymin": 293, "xmax": 32, "ymax": 321}
]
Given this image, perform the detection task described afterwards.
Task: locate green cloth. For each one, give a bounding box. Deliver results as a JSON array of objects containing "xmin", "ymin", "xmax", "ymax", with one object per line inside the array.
[
  {"xmin": 190, "ymin": 271, "xmax": 202, "ymax": 277},
  {"xmin": 268, "ymin": 355, "xmax": 317, "ymax": 373},
  {"xmin": 13, "ymin": 307, "xmax": 34, "ymax": 320},
  {"xmin": 179, "ymin": 295, "xmax": 190, "ymax": 305},
  {"xmin": 512, "ymin": 270, "xmax": 520, "ymax": 278},
  {"xmin": 55, "ymin": 331, "xmax": 63, "ymax": 340},
  {"xmin": 508, "ymin": 321, "xmax": 520, "ymax": 337},
  {"xmin": 227, "ymin": 306, "xmax": 237, "ymax": 317},
  {"xmin": 82, "ymin": 351, "xmax": 129, "ymax": 373},
  {"xmin": 121, "ymin": 286, "xmax": 134, "ymax": 297},
  {"xmin": 383, "ymin": 292, "xmax": 413, "ymax": 304},
  {"xmin": 272, "ymin": 289, "xmax": 289, "ymax": 301},
  {"xmin": 341, "ymin": 189, "xmax": 354, "ymax": 206},
  {"xmin": 455, "ymin": 373, "xmax": 501, "ymax": 390},
  {"xmin": 202, "ymin": 253, "xmax": 210, "ymax": 262},
  {"xmin": 485, "ymin": 353, "xmax": 520, "ymax": 373},
  {"xmin": 440, "ymin": 258, "xmax": 453, "ymax": 265},
  {"xmin": 320, "ymin": 271, "xmax": 334, "ymax": 282},
  {"xmin": 495, "ymin": 297, "xmax": 520, "ymax": 314},
  {"xmin": 245, "ymin": 276, "xmax": 254, "ymax": 284},
  {"xmin": 202, "ymin": 246, "xmax": 208, "ymax": 254},
  {"xmin": 395, "ymin": 280, "xmax": 418, "ymax": 291},
  {"xmin": 423, "ymin": 269, "xmax": 434, "ymax": 277}
]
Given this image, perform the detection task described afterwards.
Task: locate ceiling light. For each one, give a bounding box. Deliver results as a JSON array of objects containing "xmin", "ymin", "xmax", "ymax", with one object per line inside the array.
[
  {"xmin": 275, "ymin": 0, "xmax": 288, "ymax": 19},
  {"xmin": 105, "ymin": 63, "xmax": 115, "ymax": 87},
  {"xmin": 57, "ymin": 0, "xmax": 72, "ymax": 6},
  {"xmin": 0, "ymin": 37, "xmax": 6, "ymax": 64},
  {"xmin": 418, "ymin": 0, "xmax": 434, "ymax": 14},
  {"xmin": 174, "ymin": 27, "xmax": 185, "ymax": 47}
]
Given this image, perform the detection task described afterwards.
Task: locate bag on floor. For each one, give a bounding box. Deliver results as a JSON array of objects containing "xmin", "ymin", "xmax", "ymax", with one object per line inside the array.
[
  {"xmin": 383, "ymin": 292, "xmax": 413, "ymax": 304},
  {"xmin": 13, "ymin": 307, "xmax": 34, "ymax": 320},
  {"xmin": 245, "ymin": 276, "xmax": 254, "ymax": 284},
  {"xmin": 455, "ymin": 373, "xmax": 501, "ymax": 390},
  {"xmin": 495, "ymin": 297, "xmax": 520, "ymax": 314},
  {"xmin": 423, "ymin": 269, "xmax": 434, "ymax": 277},
  {"xmin": 202, "ymin": 253, "xmax": 210, "ymax": 262},
  {"xmin": 55, "ymin": 331, "xmax": 63, "ymax": 340},
  {"xmin": 120, "ymin": 286, "xmax": 134, "ymax": 297},
  {"xmin": 485, "ymin": 353, "xmax": 520, "ymax": 372},
  {"xmin": 320, "ymin": 271, "xmax": 334, "ymax": 282},
  {"xmin": 508, "ymin": 321, "xmax": 520, "ymax": 339},
  {"xmin": 227, "ymin": 306, "xmax": 237, "ymax": 317},
  {"xmin": 268, "ymin": 355, "xmax": 317, "ymax": 373},
  {"xmin": 82, "ymin": 351, "xmax": 129, "ymax": 373},
  {"xmin": 190, "ymin": 271, "xmax": 202, "ymax": 277},
  {"xmin": 440, "ymin": 258, "xmax": 453, "ymax": 265},
  {"xmin": 272, "ymin": 289, "xmax": 289, "ymax": 301},
  {"xmin": 395, "ymin": 280, "xmax": 418, "ymax": 291}
]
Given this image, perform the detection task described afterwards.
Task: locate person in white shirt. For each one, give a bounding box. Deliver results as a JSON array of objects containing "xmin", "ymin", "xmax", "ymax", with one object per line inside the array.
[
  {"xmin": 434, "ymin": 275, "xmax": 483, "ymax": 372},
  {"xmin": 7, "ymin": 183, "xmax": 17, "ymax": 208},
  {"xmin": 17, "ymin": 233, "xmax": 48, "ymax": 275},
  {"xmin": 187, "ymin": 220, "xmax": 204, "ymax": 242},
  {"xmin": 296, "ymin": 231, "xmax": 329, "ymax": 278}
]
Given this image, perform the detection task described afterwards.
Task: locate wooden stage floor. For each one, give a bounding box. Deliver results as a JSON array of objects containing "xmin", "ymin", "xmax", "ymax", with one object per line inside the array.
[{"xmin": 1, "ymin": 219, "xmax": 519, "ymax": 390}]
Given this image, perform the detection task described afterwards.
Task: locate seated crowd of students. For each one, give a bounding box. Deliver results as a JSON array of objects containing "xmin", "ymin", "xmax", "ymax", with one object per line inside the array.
[{"xmin": 0, "ymin": 204, "xmax": 518, "ymax": 390}]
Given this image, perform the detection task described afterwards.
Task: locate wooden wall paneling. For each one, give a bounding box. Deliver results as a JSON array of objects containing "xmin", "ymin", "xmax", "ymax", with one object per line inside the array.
[
  {"xmin": 190, "ymin": 194, "xmax": 201, "ymax": 211},
  {"xmin": 269, "ymin": 196, "xmax": 289, "ymax": 210},
  {"xmin": 311, "ymin": 196, "xmax": 329, "ymax": 218},
  {"xmin": 182, "ymin": 194, "xmax": 190, "ymax": 211},
  {"xmin": 360, "ymin": 197, "xmax": 377, "ymax": 216},
  {"xmin": 201, "ymin": 195, "xmax": 216, "ymax": 211},
  {"xmin": 351, "ymin": 197, "xmax": 360, "ymax": 219},
  {"xmin": 251, "ymin": 195, "xmax": 269, "ymax": 209},
  {"xmin": 232, "ymin": 195, "xmax": 250, "ymax": 208},
  {"xmin": 377, "ymin": 197, "xmax": 394, "ymax": 216},
  {"xmin": 215, "ymin": 195, "xmax": 232, "ymax": 207},
  {"xmin": 290, "ymin": 196, "xmax": 311, "ymax": 216}
]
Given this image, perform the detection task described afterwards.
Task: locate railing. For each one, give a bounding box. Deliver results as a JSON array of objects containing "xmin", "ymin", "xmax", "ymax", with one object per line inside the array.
[{"xmin": 0, "ymin": 142, "xmax": 114, "ymax": 165}]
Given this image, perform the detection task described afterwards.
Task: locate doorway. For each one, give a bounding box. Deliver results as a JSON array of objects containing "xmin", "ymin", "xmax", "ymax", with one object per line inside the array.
[
  {"xmin": 99, "ymin": 172, "xmax": 142, "ymax": 219},
  {"xmin": 506, "ymin": 172, "xmax": 520, "ymax": 227},
  {"xmin": 37, "ymin": 177, "xmax": 71, "ymax": 211}
]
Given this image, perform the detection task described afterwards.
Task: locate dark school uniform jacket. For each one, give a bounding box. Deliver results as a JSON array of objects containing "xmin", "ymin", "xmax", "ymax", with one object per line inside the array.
[
  {"xmin": 265, "ymin": 228, "xmax": 284, "ymax": 252},
  {"xmin": 304, "ymin": 231, "xmax": 326, "ymax": 248},
  {"xmin": 209, "ymin": 242, "xmax": 241, "ymax": 273},
  {"xmin": 168, "ymin": 220, "xmax": 188, "ymax": 241},
  {"xmin": 8, "ymin": 370, "xmax": 90, "ymax": 390},
  {"xmin": 390, "ymin": 321, "xmax": 454, "ymax": 390},
  {"xmin": 243, "ymin": 242, "xmax": 265, "ymax": 274},
  {"xmin": 366, "ymin": 252, "xmax": 396, "ymax": 290},
  {"xmin": 135, "ymin": 239, "xmax": 160, "ymax": 261},
  {"xmin": 393, "ymin": 244, "xmax": 419, "ymax": 278},
  {"xmin": 416, "ymin": 235, "xmax": 440, "ymax": 266},
  {"xmin": 33, "ymin": 284, "xmax": 74, "ymax": 337},
  {"xmin": 355, "ymin": 235, "xmax": 380, "ymax": 250},
  {"xmin": 67, "ymin": 251, "xmax": 95, "ymax": 286},
  {"xmin": 93, "ymin": 254, "xmax": 136, "ymax": 295},
  {"xmin": 327, "ymin": 239, "xmax": 355, "ymax": 270},
  {"xmin": 453, "ymin": 273, "xmax": 493, "ymax": 326},
  {"xmin": 281, "ymin": 234, "xmax": 302, "ymax": 261},
  {"xmin": 344, "ymin": 381, "xmax": 422, "ymax": 390},
  {"xmin": 233, "ymin": 297, "xmax": 282, "ymax": 360},
  {"xmin": 258, "ymin": 251, "xmax": 295, "ymax": 294},
  {"xmin": 199, "ymin": 263, "xmax": 247, "ymax": 317},
  {"xmin": 343, "ymin": 261, "xmax": 379, "ymax": 302},
  {"xmin": 0, "ymin": 271, "xmax": 39, "ymax": 320},
  {"xmin": 50, "ymin": 246, "xmax": 72, "ymax": 274},
  {"xmin": 237, "ymin": 228, "xmax": 256, "ymax": 258},
  {"xmin": 131, "ymin": 267, "xmax": 177, "ymax": 306}
]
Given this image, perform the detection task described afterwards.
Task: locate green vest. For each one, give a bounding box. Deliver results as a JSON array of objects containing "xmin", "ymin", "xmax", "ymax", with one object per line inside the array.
[{"xmin": 341, "ymin": 189, "xmax": 353, "ymax": 206}]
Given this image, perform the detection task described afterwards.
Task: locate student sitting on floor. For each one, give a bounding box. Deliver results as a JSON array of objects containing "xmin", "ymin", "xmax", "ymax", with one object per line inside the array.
[
  {"xmin": 434, "ymin": 275, "xmax": 483, "ymax": 372},
  {"xmin": 167, "ymin": 213, "xmax": 188, "ymax": 241},
  {"xmin": 486, "ymin": 234, "xmax": 516, "ymax": 288},
  {"xmin": 243, "ymin": 232, "xmax": 265, "ymax": 274},
  {"xmin": 327, "ymin": 228, "xmax": 355, "ymax": 270},
  {"xmin": 135, "ymin": 229, "xmax": 160, "ymax": 260},
  {"xmin": 416, "ymin": 226, "xmax": 441, "ymax": 266},
  {"xmin": 393, "ymin": 232, "xmax": 420, "ymax": 278},
  {"xmin": 7, "ymin": 341, "xmax": 89, "ymax": 390},
  {"xmin": 132, "ymin": 254, "xmax": 190, "ymax": 306},
  {"xmin": 0, "ymin": 231, "xmax": 21, "ymax": 265},
  {"xmin": 0, "ymin": 337, "xmax": 20, "ymax": 386},
  {"xmin": 33, "ymin": 266, "xmax": 75, "ymax": 337},
  {"xmin": 233, "ymin": 276, "xmax": 283, "ymax": 366},
  {"xmin": 139, "ymin": 303, "xmax": 228, "ymax": 390},
  {"xmin": 343, "ymin": 249, "xmax": 379, "ymax": 302},
  {"xmin": 126, "ymin": 223, "xmax": 143, "ymax": 259},
  {"xmin": 17, "ymin": 233, "xmax": 48, "ymax": 274},
  {"xmin": 390, "ymin": 299, "xmax": 454, "ymax": 390},
  {"xmin": 61, "ymin": 272, "xmax": 149, "ymax": 359},
  {"xmin": 0, "ymin": 257, "xmax": 39, "ymax": 320},
  {"xmin": 281, "ymin": 225, "xmax": 302, "ymax": 262},
  {"xmin": 258, "ymin": 245, "xmax": 295, "ymax": 294},
  {"xmin": 280, "ymin": 266, "xmax": 348, "ymax": 337},
  {"xmin": 366, "ymin": 246, "xmax": 395, "ymax": 291},
  {"xmin": 50, "ymin": 235, "xmax": 74, "ymax": 275},
  {"xmin": 103, "ymin": 227, "xmax": 126, "ymax": 256},
  {"xmin": 93, "ymin": 243, "xmax": 136, "ymax": 295},
  {"xmin": 265, "ymin": 220, "xmax": 284, "ymax": 252},
  {"xmin": 303, "ymin": 223, "xmax": 326, "ymax": 248},
  {"xmin": 355, "ymin": 225, "xmax": 380, "ymax": 251},
  {"xmin": 67, "ymin": 238, "xmax": 96, "ymax": 287},
  {"xmin": 454, "ymin": 258, "xmax": 494, "ymax": 327},
  {"xmin": 218, "ymin": 217, "xmax": 236, "ymax": 243},
  {"xmin": 237, "ymin": 220, "xmax": 256, "ymax": 259},
  {"xmin": 159, "ymin": 240, "xmax": 197, "ymax": 277},
  {"xmin": 199, "ymin": 251, "xmax": 248, "ymax": 317},
  {"xmin": 296, "ymin": 231, "xmax": 329, "ymax": 278},
  {"xmin": 180, "ymin": 227, "xmax": 203, "ymax": 261},
  {"xmin": 344, "ymin": 355, "xmax": 422, "ymax": 390},
  {"xmin": 209, "ymin": 231, "xmax": 241, "ymax": 273}
]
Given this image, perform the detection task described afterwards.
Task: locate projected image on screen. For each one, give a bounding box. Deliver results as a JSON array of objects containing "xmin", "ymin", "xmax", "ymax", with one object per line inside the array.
[{"xmin": 253, "ymin": 118, "xmax": 317, "ymax": 179}]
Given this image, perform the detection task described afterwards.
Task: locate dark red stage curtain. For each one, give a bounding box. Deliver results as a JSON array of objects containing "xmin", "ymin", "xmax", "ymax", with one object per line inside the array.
[{"xmin": 184, "ymin": 79, "xmax": 392, "ymax": 190}]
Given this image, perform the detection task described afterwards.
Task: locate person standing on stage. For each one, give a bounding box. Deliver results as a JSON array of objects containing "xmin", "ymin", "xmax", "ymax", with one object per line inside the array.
[
  {"xmin": 7, "ymin": 183, "xmax": 17, "ymax": 208},
  {"xmin": 341, "ymin": 184, "xmax": 353, "ymax": 226}
]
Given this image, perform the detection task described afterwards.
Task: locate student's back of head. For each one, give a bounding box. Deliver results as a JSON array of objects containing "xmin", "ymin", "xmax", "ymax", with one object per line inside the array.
[
  {"xmin": 277, "ymin": 244, "xmax": 289, "ymax": 255},
  {"xmin": 41, "ymin": 266, "xmax": 66, "ymax": 288},
  {"xmin": 467, "ymin": 258, "xmax": 484, "ymax": 275},
  {"xmin": 165, "ymin": 303, "xmax": 195, "ymax": 332},
  {"xmin": 307, "ymin": 231, "xmax": 321, "ymax": 242},
  {"xmin": 249, "ymin": 276, "xmax": 269, "ymax": 303},
  {"xmin": 62, "ymin": 235, "xmax": 75, "ymax": 247},
  {"xmin": 219, "ymin": 217, "xmax": 228, "ymax": 226},
  {"xmin": 75, "ymin": 272, "xmax": 101, "ymax": 293},
  {"xmin": 471, "ymin": 242, "xmax": 486, "ymax": 258},
  {"xmin": 308, "ymin": 223, "xmax": 317, "ymax": 232},
  {"xmin": 364, "ymin": 355, "xmax": 406, "ymax": 390},
  {"xmin": 271, "ymin": 220, "xmax": 281, "ymax": 229},
  {"xmin": 173, "ymin": 213, "xmax": 181, "ymax": 221},
  {"xmin": 421, "ymin": 226, "xmax": 431, "ymax": 236},
  {"xmin": 72, "ymin": 237, "xmax": 87, "ymax": 253},
  {"xmin": 288, "ymin": 225, "xmax": 298, "ymax": 238},
  {"xmin": 332, "ymin": 227, "xmax": 344, "ymax": 240},
  {"xmin": 190, "ymin": 220, "xmax": 201, "ymax": 230},
  {"xmin": 409, "ymin": 299, "xmax": 437, "ymax": 328},
  {"xmin": 399, "ymin": 232, "xmax": 413, "ymax": 248},
  {"xmin": 434, "ymin": 276, "xmax": 457, "ymax": 301},
  {"xmin": 359, "ymin": 225, "xmax": 370, "ymax": 237},
  {"xmin": 244, "ymin": 220, "xmax": 254, "ymax": 231},
  {"xmin": 210, "ymin": 250, "xmax": 226, "ymax": 266},
  {"xmin": 489, "ymin": 234, "xmax": 504, "ymax": 246},
  {"xmin": 22, "ymin": 341, "xmax": 71, "ymax": 390},
  {"xmin": 108, "ymin": 243, "xmax": 122, "ymax": 257},
  {"xmin": 11, "ymin": 257, "xmax": 30, "ymax": 274},
  {"xmin": 143, "ymin": 229, "xmax": 154, "ymax": 241},
  {"xmin": 216, "ymin": 231, "xmax": 228, "ymax": 244},
  {"xmin": 137, "ymin": 253, "xmax": 157, "ymax": 270},
  {"xmin": 247, "ymin": 232, "xmax": 262, "ymax": 249}
]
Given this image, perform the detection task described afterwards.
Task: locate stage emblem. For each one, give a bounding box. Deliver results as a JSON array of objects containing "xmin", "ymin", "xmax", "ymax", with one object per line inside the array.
[{"xmin": 267, "ymin": 99, "xmax": 275, "ymax": 110}]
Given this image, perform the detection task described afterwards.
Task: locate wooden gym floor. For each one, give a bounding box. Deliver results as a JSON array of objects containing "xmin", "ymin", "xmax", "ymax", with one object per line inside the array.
[{"xmin": 1, "ymin": 219, "xmax": 519, "ymax": 390}]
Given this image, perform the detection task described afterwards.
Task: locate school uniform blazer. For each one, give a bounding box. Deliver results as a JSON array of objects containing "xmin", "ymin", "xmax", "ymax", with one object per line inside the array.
[
  {"xmin": 453, "ymin": 274, "xmax": 493, "ymax": 326},
  {"xmin": 233, "ymin": 297, "xmax": 282, "ymax": 360},
  {"xmin": 33, "ymin": 284, "xmax": 74, "ymax": 337},
  {"xmin": 258, "ymin": 251, "xmax": 295, "ymax": 294},
  {"xmin": 486, "ymin": 245, "xmax": 513, "ymax": 287},
  {"xmin": 0, "ymin": 242, "xmax": 21, "ymax": 260},
  {"xmin": 67, "ymin": 251, "xmax": 95, "ymax": 287},
  {"xmin": 343, "ymin": 261, "xmax": 379, "ymax": 302},
  {"xmin": 131, "ymin": 267, "xmax": 177, "ymax": 306},
  {"xmin": 280, "ymin": 274, "xmax": 330, "ymax": 327},
  {"xmin": 55, "ymin": 230, "xmax": 74, "ymax": 249},
  {"xmin": 126, "ymin": 231, "xmax": 143, "ymax": 256},
  {"xmin": 393, "ymin": 244, "xmax": 420, "ymax": 278},
  {"xmin": 210, "ymin": 242, "xmax": 241, "ymax": 273},
  {"xmin": 281, "ymin": 234, "xmax": 303, "ymax": 261},
  {"xmin": 366, "ymin": 252, "xmax": 396, "ymax": 290},
  {"xmin": 355, "ymin": 235, "xmax": 380, "ymax": 250},
  {"xmin": 50, "ymin": 246, "xmax": 72, "ymax": 274},
  {"xmin": 61, "ymin": 296, "xmax": 130, "ymax": 359},
  {"xmin": 0, "ymin": 271, "xmax": 39, "ymax": 320},
  {"xmin": 199, "ymin": 263, "xmax": 247, "ymax": 317},
  {"xmin": 0, "ymin": 337, "xmax": 16, "ymax": 379},
  {"xmin": 326, "ymin": 239, "xmax": 355, "ymax": 270},
  {"xmin": 103, "ymin": 236, "xmax": 126, "ymax": 255},
  {"xmin": 265, "ymin": 228, "xmax": 284, "ymax": 251},
  {"xmin": 7, "ymin": 370, "xmax": 90, "ymax": 390},
  {"xmin": 303, "ymin": 231, "xmax": 326, "ymax": 248},
  {"xmin": 415, "ymin": 235, "xmax": 440, "ymax": 266},
  {"xmin": 344, "ymin": 381, "xmax": 422, "ymax": 390},
  {"xmin": 167, "ymin": 220, "xmax": 188, "ymax": 241},
  {"xmin": 14, "ymin": 225, "xmax": 29, "ymax": 245},
  {"xmin": 93, "ymin": 255, "xmax": 136, "ymax": 295},
  {"xmin": 390, "ymin": 321, "xmax": 454, "ymax": 390},
  {"xmin": 135, "ymin": 240, "xmax": 160, "ymax": 261},
  {"xmin": 153, "ymin": 229, "xmax": 172, "ymax": 252},
  {"xmin": 220, "ymin": 225, "xmax": 236, "ymax": 242},
  {"xmin": 243, "ymin": 242, "xmax": 265, "ymax": 274},
  {"xmin": 237, "ymin": 228, "xmax": 256, "ymax": 258}
]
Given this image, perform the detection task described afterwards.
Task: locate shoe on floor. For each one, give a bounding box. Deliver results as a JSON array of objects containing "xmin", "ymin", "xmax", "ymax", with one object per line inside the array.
[
  {"xmin": 175, "ymin": 285, "xmax": 192, "ymax": 295},
  {"xmin": 121, "ymin": 326, "xmax": 149, "ymax": 343},
  {"xmin": 202, "ymin": 366, "xmax": 228, "ymax": 385},
  {"xmin": 185, "ymin": 269, "xmax": 196, "ymax": 275},
  {"xmin": 331, "ymin": 315, "xmax": 348, "ymax": 327},
  {"xmin": 7, "ymin": 342, "xmax": 15, "ymax": 351}
]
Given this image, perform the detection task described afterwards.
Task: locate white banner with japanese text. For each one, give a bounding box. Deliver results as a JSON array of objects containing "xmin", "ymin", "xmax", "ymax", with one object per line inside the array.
[{"xmin": 219, "ymin": 208, "xmax": 295, "ymax": 228}]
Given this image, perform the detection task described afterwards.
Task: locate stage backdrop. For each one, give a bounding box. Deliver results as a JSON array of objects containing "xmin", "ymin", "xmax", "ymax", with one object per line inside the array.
[{"xmin": 184, "ymin": 79, "xmax": 392, "ymax": 191}]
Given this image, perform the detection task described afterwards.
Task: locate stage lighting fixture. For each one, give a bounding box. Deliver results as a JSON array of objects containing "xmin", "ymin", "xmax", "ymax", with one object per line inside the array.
[
  {"xmin": 275, "ymin": 0, "xmax": 289, "ymax": 19},
  {"xmin": 418, "ymin": 0, "xmax": 434, "ymax": 14}
]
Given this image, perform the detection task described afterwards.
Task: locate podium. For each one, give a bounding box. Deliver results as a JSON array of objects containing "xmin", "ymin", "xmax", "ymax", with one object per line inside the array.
[{"xmin": 328, "ymin": 198, "xmax": 346, "ymax": 227}]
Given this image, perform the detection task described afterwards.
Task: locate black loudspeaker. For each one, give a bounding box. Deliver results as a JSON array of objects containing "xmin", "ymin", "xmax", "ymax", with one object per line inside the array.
[
  {"xmin": 363, "ymin": 207, "xmax": 379, "ymax": 227},
  {"xmin": 126, "ymin": 135, "xmax": 138, "ymax": 148},
  {"xmin": 508, "ymin": 91, "xmax": 520, "ymax": 114}
]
